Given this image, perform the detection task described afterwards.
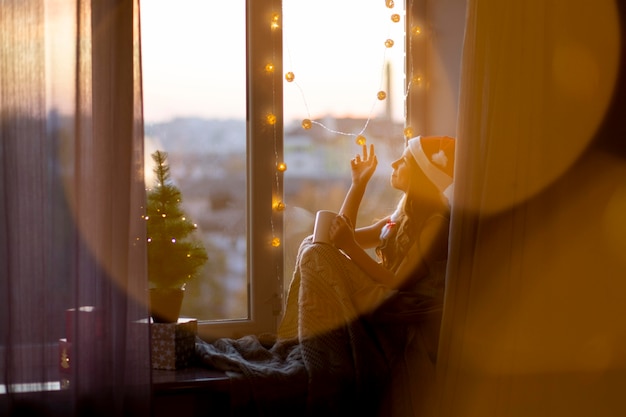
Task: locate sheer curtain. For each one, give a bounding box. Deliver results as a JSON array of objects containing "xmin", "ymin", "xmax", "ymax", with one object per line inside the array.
[
  {"xmin": 438, "ymin": 0, "xmax": 626, "ymax": 416},
  {"xmin": 1, "ymin": 1, "xmax": 150, "ymax": 416}
]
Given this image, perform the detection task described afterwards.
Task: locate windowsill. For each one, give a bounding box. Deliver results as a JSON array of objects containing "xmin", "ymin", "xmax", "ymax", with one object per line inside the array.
[
  {"xmin": 0, "ymin": 343, "xmax": 232, "ymax": 416},
  {"xmin": 152, "ymin": 366, "xmax": 230, "ymax": 394},
  {"xmin": 152, "ymin": 366, "xmax": 231, "ymax": 417},
  {"xmin": 0, "ymin": 367, "xmax": 230, "ymax": 394}
]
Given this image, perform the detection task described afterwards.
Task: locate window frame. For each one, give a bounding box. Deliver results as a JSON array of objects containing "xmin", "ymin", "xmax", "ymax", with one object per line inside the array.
[
  {"xmin": 197, "ymin": 0, "xmax": 284, "ymax": 340},
  {"xmin": 196, "ymin": 0, "xmax": 429, "ymax": 340}
]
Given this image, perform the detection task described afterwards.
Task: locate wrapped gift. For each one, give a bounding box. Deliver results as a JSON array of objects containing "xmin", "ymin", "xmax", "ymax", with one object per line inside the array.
[{"xmin": 150, "ymin": 318, "xmax": 197, "ymax": 370}]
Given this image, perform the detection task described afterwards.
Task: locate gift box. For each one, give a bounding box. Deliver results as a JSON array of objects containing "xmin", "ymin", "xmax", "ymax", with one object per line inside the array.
[{"xmin": 150, "ymin": 318, "xmax": 197, "ymax": 370}]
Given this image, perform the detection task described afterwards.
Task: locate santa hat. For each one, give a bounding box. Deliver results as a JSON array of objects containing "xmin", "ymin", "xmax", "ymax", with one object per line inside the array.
[{"xmin": 408, "ymin": 135, "xmax": 455, "ymax": 203}]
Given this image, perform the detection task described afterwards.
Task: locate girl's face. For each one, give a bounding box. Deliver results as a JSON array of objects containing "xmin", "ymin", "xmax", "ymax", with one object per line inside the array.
[{"xmin": 390, "ymin": 148, "xmax": 413, "ymax": 192}]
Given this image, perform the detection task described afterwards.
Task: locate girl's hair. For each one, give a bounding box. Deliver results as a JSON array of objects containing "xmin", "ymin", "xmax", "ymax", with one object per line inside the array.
[{"xmin": 376, "ymin": 153, "xmax": 445, "ymax": 275}]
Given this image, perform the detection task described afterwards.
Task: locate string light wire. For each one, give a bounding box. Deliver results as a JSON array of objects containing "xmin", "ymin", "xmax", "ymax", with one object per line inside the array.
[{"xmin": 282, "ymin": 0, "xmax": 405, "ymax": 143}]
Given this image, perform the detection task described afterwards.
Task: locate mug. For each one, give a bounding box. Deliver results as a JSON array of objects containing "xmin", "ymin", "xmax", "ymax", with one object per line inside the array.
[{"xmin": 312, "ymin": 210, "xmax": 337, "ymax": 244}]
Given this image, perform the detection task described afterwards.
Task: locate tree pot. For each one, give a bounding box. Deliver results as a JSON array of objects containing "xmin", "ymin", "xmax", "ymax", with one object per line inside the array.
[{"xmin": 149, "ymin": 287, "xmax": 185, "ymax": 323}]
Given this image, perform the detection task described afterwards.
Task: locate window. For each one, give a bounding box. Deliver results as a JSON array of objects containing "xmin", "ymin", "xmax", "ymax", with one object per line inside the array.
[
  {"xmin": 282, "ymin": 0, "xmax": 406, "ymax": 286},
  {"xmin": 141, "ymin": 0, "xmax": 407, "ymax": 338},
  {"xmin": 142, "ymin": 1, "xmax": 250, "ymax": 325},
  {"xmin": 142, "ymin": 0, "xmax": 282, "ymax": 338}
]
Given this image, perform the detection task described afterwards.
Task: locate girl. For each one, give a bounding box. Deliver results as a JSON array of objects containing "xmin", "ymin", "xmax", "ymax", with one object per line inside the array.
[
  {"xmin": 195, "ymin": 136, "xmax": 455, "ymax": 417},
  {"xmin": 278, "ymin": 135, "xmax": 455, "ymax": 416}
]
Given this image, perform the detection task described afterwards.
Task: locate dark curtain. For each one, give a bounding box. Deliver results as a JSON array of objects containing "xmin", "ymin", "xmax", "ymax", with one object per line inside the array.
[{"xmin": 1, "ymin": 0, "xmax": 151, "ymax": 416}]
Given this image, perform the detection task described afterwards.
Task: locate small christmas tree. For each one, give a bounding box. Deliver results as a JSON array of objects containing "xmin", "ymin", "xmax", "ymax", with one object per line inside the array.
[{"xmin": 146, "ymin": 150, "xmax": 208, "ymax": 289}]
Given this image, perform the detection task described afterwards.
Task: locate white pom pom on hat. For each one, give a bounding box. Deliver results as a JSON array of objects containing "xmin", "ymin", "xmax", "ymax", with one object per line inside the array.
[{"xmin": 407, "ymin": 135, "xmax": 455, "ymax": 202}]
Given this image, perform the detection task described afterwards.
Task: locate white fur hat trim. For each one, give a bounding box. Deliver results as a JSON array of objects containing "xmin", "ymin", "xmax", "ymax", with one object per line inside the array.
[{"xmin": 408, "ymin": 136, "xmax": 454, "ymax": 195}]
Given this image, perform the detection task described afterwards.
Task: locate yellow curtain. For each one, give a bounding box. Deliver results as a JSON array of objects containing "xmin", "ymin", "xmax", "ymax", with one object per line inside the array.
[{"xmin": 438, "ymin": 0, "xmax": 626, "ymax": 416}]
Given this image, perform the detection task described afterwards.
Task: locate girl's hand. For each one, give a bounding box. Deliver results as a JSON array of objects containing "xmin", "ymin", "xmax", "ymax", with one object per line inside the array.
[
  {"xmin": 350, "ymin": 144, "xmax": 377, "ymax": 186},
  {"xmin": 329, "ymin": 214, "xmax": 356, "ymax": 250}
]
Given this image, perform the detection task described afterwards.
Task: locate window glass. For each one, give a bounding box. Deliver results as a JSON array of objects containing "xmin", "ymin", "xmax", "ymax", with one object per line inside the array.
[
  {"xmin": 141, "ymin": 0, "xmax": 406, "ymax": 324},
  {"xmin": 141, "ymin": 0, "xmax": 248, "ymax": 320},
  {"xmin": 282, "ymin": 0, "xmax": 406, "ymax": 286}
]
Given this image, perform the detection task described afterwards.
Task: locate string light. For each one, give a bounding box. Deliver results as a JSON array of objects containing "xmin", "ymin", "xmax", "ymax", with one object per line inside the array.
[
  {"xmin": 268, "ymin": 10, "xmax": 283, "ymax": 253},
  {"xmin": 284, "ymin": 0, "xmax": 405, "ymax": 145},
  {"xmin": 280, "ymin": 1, "xmax": 423, "ymax": 250},
  {"xmin": 270, "ymin": 13, "xmax": 280, "ymax": 30}
]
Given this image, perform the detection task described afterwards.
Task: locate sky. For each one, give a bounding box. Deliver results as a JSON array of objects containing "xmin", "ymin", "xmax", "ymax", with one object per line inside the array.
[{"xmin": 140, "ymin": 0, "xmax": 406, "ymax": 124}]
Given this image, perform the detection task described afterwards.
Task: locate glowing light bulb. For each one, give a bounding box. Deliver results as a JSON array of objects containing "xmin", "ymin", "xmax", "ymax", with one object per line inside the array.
[
  {"xmin": 356, "ymin": 135, "xmax": 367, "ymax": 146},
  {"xmin": 270, "ymin": 13, "xmax": 280, "ymax": 29},
  {"xmin": 277, "ymin": 162, "xmax": 287, "ymax": 172},
  {"xmin": 385, "ymin": 39, "xmax": 394, "ymax": 48},
  {"xmin": 266, "ymin": 113, "xmax": 277, "ymax": 125},
  {"xmin": 377, "ymin": 91, "xmax": 387, "ymax": 100},
  {"xmin": 285, "ymin": 72, "xmax": 295, "ymax": 82},
  {"xmin": 403, "ymin": 126, "xmax": 414, "ymax": 138},
  {"xmin": 391, "ymin": 14, "xmax": 400, "ymax": 23},
  {"xmin": 274, "ymin": 201, "xmax": 286, "ymax": 211},
  {"xmin": 147, "ymin": 238, "xmax": 152, "ymax": 242},
  {"xmin": 265, "ymin": 63, "xmax": 275, "ymax": 73},
  {"xmin": 171, "ymin": 238, "xmax": 176, "ymax": 243},
  {"xmin": 301, "ymin": 119, "xmax": 312, "ymax": 130},
  {"xmin": 161, "ymin": 213, "xmax": 166, "ymax": 218},
  {"xmin": 271, "ymin": 237, "xmax": 281, "ymax": 247}
]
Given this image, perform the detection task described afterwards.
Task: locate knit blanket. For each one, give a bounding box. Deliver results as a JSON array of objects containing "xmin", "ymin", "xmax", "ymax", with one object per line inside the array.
[{"xmin": 195, "ymin": 238, "xmax": 392, "ymax": 416}]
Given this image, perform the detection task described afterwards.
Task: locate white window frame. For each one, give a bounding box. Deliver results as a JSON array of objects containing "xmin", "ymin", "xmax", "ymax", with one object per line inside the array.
[{"xmin": 197, "ymin": 0, "xmax": 284, "ymax": 340}]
